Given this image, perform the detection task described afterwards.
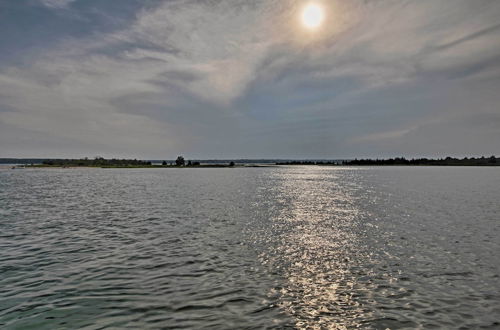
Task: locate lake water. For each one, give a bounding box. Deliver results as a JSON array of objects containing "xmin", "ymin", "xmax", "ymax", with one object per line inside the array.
[{"xmin": 1, "ymin": 166, "xmax": 499, "ymax": 329}]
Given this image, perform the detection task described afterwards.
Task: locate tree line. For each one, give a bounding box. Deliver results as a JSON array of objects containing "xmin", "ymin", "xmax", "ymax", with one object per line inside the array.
[
  {"xmin": 42, "ymin": 157, "xmax": 152, "ymax": 167},
  {"xmin": 276, "ymin": 156, "xmax": 499, "ymax": 166},
  {"xmin": 343, "ymin": 156, "xmax": 498, "ymax": 166},
  {"xmin": 40, "ymin": 156, "xmax": 236, "ymax": 167}
]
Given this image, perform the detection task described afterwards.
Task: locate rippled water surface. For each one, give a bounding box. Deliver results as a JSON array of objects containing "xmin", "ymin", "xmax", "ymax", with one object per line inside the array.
[{"xmin": 1, "ymin": 166, "xmax": 499, "ymax": 329}]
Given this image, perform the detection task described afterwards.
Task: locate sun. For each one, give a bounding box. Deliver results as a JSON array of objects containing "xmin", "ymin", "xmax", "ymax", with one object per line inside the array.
[{"xmin": 301, "ymin": 3, "xmax": 325, "ymax": 29}]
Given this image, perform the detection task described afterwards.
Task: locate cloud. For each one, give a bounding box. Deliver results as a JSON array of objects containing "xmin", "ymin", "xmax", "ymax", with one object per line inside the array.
[
  {"xmin": 351, "ymin": 127, "xmax": 418, "ymax": 144},
  {"xmin": 1, "ymin": 0, "xmax": 500, "ymax": 158},
  {"xmin": 39, "ymin": 0, "xmax": 76, "ymax": 9}
]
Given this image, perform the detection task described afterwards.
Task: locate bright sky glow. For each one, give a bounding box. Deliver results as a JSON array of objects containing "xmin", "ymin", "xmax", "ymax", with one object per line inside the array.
[{"xmin": 301, "ymin": 4, "xmax": 324, "ymax": 29}]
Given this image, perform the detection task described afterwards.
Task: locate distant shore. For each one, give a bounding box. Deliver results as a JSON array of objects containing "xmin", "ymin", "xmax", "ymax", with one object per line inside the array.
[
  {"xmin": 7, "ymin": 163, "xmax": 276, "ymax": 169},
  {"xmin": 22, "ymin": 164, "xmax": 253, "ymax": 169},
  {"xmin": 2, "ymin": 155, "xmax": 499, "ymax": 168},
  {"xmin": 278, "ymin": 156, "xmax": 499, "ymax": 166}
]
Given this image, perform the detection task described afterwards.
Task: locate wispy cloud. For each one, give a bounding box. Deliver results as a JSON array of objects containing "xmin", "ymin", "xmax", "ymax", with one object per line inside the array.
[
  {"xmin": 39, "ymin": 0, "xmax": 76, "ymax": 9},
  {"xmin": 1, "ymin": 0, "xmax": 500, "ymax": 158}
]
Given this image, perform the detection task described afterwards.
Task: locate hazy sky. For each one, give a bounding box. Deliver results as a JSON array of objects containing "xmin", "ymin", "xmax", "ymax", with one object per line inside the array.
[{"xmin": 1, "ymin": 0, "xmax": 500, "ymax": 159}]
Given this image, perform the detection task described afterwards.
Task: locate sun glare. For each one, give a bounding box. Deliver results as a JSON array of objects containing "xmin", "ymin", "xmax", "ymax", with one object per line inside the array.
[{"xmin": 301, "ymin": 3, "xmax": 324, "ymax": 29}]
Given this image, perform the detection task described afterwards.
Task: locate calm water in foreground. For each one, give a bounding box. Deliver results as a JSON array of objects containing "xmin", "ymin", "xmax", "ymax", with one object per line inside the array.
[{"xmin": 0, "ymin": 166, "xmax": 499, "ymax": 329}]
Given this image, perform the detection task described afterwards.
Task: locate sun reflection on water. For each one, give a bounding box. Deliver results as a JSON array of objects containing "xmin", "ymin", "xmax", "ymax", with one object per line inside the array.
[{"xmin": 255, "ymin": 167, "xmax": 372, "ymax": 329}]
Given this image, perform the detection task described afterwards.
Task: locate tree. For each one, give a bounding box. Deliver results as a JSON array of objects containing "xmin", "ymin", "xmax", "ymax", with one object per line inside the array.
[
  {"xmin": 175, "ymin": 156, "xmax": 185, "ymax": 166},
  {"xmin": 229, "ymin": 161, "xmax": 235, "ymax": 167},
  {"xmin": 162, "ymin": 161, "xmax": 167, "ymax": 166}
]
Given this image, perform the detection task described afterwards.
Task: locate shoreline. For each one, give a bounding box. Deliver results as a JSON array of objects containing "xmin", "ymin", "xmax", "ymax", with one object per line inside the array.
[
  {"xmin": 9, "ymin": 164, "xmax": 278, "ymax": 169},
  {"xmin": 5, "ymin": 164, "xmax": 499, "ymax": 169}
]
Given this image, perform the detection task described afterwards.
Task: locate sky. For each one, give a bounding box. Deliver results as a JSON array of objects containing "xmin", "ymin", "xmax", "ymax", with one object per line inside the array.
[{"xmin": 1, "ymin": 0, "xmax": 500, "ymax": 159}]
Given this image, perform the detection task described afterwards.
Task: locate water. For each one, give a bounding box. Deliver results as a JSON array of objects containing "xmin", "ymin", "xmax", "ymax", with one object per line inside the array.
[{"xmin": 1, "ymin": 166, "xmax": 499, "ymax": 329}]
